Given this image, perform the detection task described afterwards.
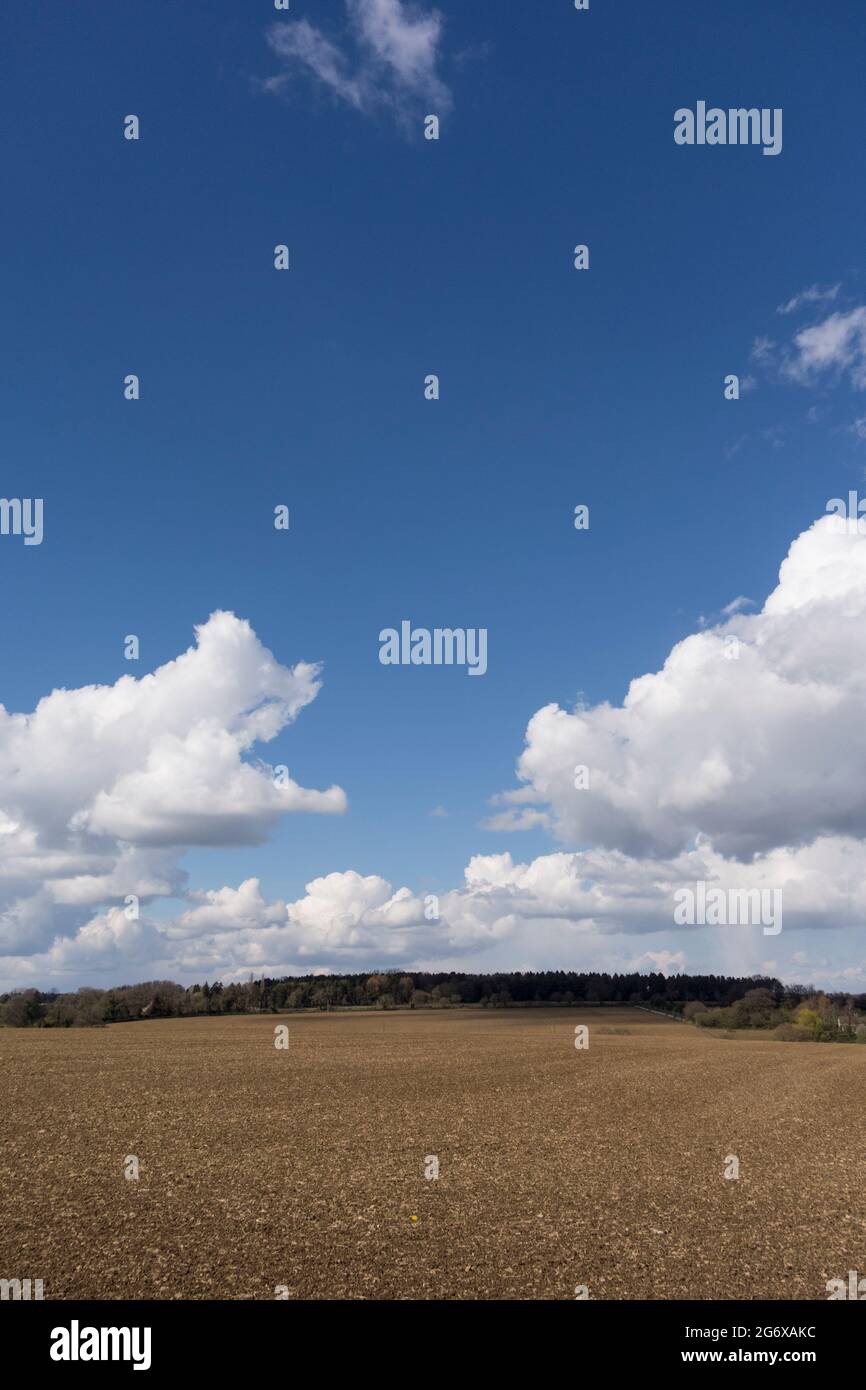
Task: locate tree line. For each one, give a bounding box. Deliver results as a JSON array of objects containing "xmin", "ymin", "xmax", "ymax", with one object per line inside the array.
[
  {"xmin": 2, "ymin": 968, "xmax": 864, "ymax": 1030},
  {"xmin": 681, "ymin": 987, "xmax": 866, "ymax": 1042}
]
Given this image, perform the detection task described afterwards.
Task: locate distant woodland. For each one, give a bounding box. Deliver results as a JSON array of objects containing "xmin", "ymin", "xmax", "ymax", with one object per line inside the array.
[{"xmin": 1, "ymin": 970, "xmax": 865, "ymax": 1040}]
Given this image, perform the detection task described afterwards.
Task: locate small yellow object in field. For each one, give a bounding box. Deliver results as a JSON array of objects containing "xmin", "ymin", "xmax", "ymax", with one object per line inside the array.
[{"xmin": 411, "ymin": 1215, "xmax": 418, "ymax": 1222}]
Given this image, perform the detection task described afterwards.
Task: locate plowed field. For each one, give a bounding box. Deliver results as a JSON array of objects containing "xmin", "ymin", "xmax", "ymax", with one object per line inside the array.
[{"xmin": 1, "ymin": 1008, "xmax": 863, "ymax": 1300}]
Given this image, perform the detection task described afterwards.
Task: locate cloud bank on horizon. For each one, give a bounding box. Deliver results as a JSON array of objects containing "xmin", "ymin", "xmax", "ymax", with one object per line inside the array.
[{"xmin": 4, "ymin": 514, "xmax": 866, "ymax": 992}]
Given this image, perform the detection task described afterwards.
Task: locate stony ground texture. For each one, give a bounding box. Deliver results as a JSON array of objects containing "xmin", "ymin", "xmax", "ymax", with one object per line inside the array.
[{"xmin": 1, "ymin": 1007, "xmax": 863, "ymax": 1300}]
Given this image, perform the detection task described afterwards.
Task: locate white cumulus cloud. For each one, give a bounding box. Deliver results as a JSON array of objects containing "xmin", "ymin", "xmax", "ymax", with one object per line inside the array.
[
  {"xmin": 0, "ymin": 612, "xmax": 345, "ymax": 982},
  {"xmin": 493, "ymin": 517, "xmax": 866, "ymax": 860}
]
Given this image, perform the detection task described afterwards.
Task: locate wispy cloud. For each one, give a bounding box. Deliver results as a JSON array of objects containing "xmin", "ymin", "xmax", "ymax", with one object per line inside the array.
[
  {"xmin": 750, "ymin": 335, "xmax": 777, "ymax": 367},
  {"xmin": 265, "ymin": 20, "xmax": 367, "ymax": 110},
  {"xmin": 761, "ymin": 423, "xmax": 787, "ymax": 449},
  {"xmin": 723, "ymin": 434, "xmax": 748, "ymax": 461},
  {"xmin": 776, "ymin": 282, "xmax": 841, "ymax": 316},
  {"xmin": 263, "ymin": 0, "xmax": 452, "ymax": 124},
  {"xmin": 752, "ymin": 299, "xmax": 866, "ymax": 394},
  {"xmin": 782, "ymin": 305, "xmax": 866, "ymax": 388},
  {"xmin": 721, "ymin": 596, "xmax": 753, "ymax": 617}
]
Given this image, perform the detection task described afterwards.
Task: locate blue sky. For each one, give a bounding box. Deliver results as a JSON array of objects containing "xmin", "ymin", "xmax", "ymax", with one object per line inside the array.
[{"xmin": 4, "ymin": 0, "xmax": 866, "ymax": 990}]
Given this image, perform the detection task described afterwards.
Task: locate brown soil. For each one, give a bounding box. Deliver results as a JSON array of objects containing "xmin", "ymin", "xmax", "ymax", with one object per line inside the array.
[{"xmin": 1, "ymin": 1008, "xmax": 863, "ymax": 1300}]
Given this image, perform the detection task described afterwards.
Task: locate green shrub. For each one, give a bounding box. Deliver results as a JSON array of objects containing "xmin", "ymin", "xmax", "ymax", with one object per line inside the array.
[
  {"xmin": 794, "ymin": 1006, "xmax": 826, "ymax": 1040},
  {"xmin": 772, "ymin": 1023, "xmax": 812, "ymax": 1042},
  {"xmin": 695, "ymin": 1007, "xmax": 734, "ymax": 1029},
  {"xmin": 683, "ymin": 1001, "xmax": 708, "ymax": 1021}
]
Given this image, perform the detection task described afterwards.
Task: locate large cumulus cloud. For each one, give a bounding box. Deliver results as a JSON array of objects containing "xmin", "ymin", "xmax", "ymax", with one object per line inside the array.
[
  {"xmin": 491, "ymin": 517, "xmax": 866, "ymax": 860},
  {"xmin": 0, "ymin": 612, "xmax": 346, "ymax": 979}
]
